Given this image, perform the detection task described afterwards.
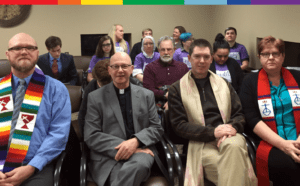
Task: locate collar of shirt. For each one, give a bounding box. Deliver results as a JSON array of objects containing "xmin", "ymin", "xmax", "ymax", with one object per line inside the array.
[
  {"xmin": 113, "ymin": 83, "xmax": 131, "ymax": 96},
  {"xmin": 158, "ymin": 58, "xmax": 175, "ymax": 67},
  {"xmin": 49, "ymin": 53, "xmax": 60, "ymax": 64},
  {"xmin": 181, "ymin": 48, "xmax": 188, "ymax": 53},
  {"xmin": 230, "ymin": 42, "xmax": 237, "ymax": 49},
  {"xmin": 12, "ymin": 73, "xmax": 32, "ymax": 89}
]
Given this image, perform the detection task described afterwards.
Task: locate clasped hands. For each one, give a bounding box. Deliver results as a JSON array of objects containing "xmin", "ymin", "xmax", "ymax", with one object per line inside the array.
[
  {"xmin": 280, "ymin": 136, "xmax": 300, "ymax": 163},
  {"xmin": 114, "ymin": 138, "xmax": 154, "ymax": 161},
  {"xmin": 214, "ymin": 124, "xmax": 237, "ymax": 148},
  {"xmin": 0, "ymin": 165, "xmax": 35, "ymax": 186}
]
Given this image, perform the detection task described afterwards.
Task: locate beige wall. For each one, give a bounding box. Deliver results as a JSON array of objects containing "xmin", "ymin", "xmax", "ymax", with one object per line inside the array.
[
  {"xmin": 1, "ymin": 5, "xmax": 300, "ymax": 69},
  {"xmin": 0, "ymin": 5, "xmax": 214, "ymax": 59}
]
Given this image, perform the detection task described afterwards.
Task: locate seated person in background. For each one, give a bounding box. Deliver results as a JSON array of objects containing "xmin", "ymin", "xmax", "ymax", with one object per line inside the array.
[
  {"xmin": 0, "ymin": 33, "xmax": 71, "ymax": 185},
  {"xmin": 78, "ymin": 58, "xmax": 112, "ymax": 136},
  {"xmin": 109, "ymin": 24, "xmax": 130, "ymax": 54},
  {"xmin": 133, "ymin": 36, "xmax": 160, "ymax": 83},
  {"xmin": 37, "ymin": 36, "xmax": 78, "ymax": 85},
  {"xmin": 84, "ymin": 52, "xmax": 163, "ymax": 186},
  {"xmin": 239, "ymin": 36, "xmax": 300, "ymax": 186},
  {"xmin": 130, "ymin": 28, "xmax": 158, "ymax": 64},
  {"xmin": 168, "ymin": 38, "xmax": 257, "ymax": 186},
  {"xmin": 224, "ymin": 27, "xmax": 250, "ymax": 70},
  {"xmin": 87, "ymin": 35, "xmax": 114, "ymax": 82},
  {"xmin": 173, "ymin": 32, "xmax": 194, "ymax": 70},
  {"xmin": 209, "ymin": 33, "xmax": 244, "ymax": 94},
  {"xmin": 143, "ymin": 36, "xmax": 189, "ymax": 110},
  {"xmin": 172, "ymin": 26, "xmax": 186, "ymax": 50}
]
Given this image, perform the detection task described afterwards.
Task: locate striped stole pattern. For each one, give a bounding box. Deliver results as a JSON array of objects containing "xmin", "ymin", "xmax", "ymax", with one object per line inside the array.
[{"xmin": 0, "ymin": 69, "xmax": 45, "ymax": 172}]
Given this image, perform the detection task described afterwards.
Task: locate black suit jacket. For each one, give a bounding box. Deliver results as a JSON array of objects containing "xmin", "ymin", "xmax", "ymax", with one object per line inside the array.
[{"xmin": 37, "ymin": 53, "xmax": 78, "ymax": 85}]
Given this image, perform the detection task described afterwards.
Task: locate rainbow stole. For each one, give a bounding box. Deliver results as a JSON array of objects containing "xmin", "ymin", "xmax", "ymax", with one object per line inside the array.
[
  {"xmin": 0, "ymin": 69, "xmax": 45, "ymax": 173},
  {"xmin": 256, "ymin": 67, "xmax": 300, "ymax": 186}
]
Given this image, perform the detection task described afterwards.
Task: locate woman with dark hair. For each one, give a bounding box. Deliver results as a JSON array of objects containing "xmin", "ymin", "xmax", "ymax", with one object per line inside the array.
[
  {"xmin": 239, "ymin": 36, "xmax": 300, "ymax": 186},
  {"xmin": 173, "ymin": 32, "xmax": 194, "ymax": 69},
  {"xmin": 173, "ymin": 26, "xmax": 186, "ymax": 50},
  {"xmin": 209, "ymin": 33, "xmax": 244, "ymax": 93},
  {"xmin": 87, "ymin": 35, "xmax": 114, "ymax": 82}
]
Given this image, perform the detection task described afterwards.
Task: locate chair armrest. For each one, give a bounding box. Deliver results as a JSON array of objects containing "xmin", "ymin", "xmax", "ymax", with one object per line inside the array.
[
  {"xmin": 156, "ymin": 135, "xmax": 174, "ymax": 186},
  {"xmin": 242, "ymin": 133, "xmax": 257, "ymax": 175},
  {"xmin": 80, "ymin": 142, "xmax": 87, "ymax": 186},
  {"xmin": 163, "ymin": 134, "xmax": 184, "ymax": 186},
  {"xmin": 54, "ymin": 150, "xmax": 67, "ymax": 186}
]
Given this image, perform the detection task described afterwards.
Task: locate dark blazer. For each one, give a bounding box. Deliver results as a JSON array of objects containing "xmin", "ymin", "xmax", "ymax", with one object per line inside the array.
[
  {"xmin": 209, "ymin": 57, "xmax": 244, "ymax": 94},
  {"xmin": 37, "ymin": 53, "xmax": 78, "ymax": 85},
  {"xmin": 84, "ymin": 82, "xmax": 164, "ymax": 186}
]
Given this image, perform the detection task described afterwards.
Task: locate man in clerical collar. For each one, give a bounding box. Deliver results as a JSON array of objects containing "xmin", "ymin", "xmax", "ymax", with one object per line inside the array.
[
  {"xmin": 168, "ymin": 39, "xmax": 257, "ymax": 186},
  {"xmin": 143, "ymin": 35, "xmax": 189, "ymax": 110},
  {"xmin": 0, "ymin": 33, "xmax": 71, "ymax": 185},
  {"xmin": 84, "ymin": 52, "xmax": 163, "ymax": 186},
  {"xmin": 37, "ymin": 36, "xmax": 78, "ymax": 85}
]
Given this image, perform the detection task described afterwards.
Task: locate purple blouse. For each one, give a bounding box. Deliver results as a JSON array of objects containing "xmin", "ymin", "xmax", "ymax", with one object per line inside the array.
[
  {"xmin": 228, "ymin": 42, "xmax": 249, "ymax": 66},
  {"xmin": 173, "ymin": 48, "xmax": 191, "ymax": 70},
  {"xmin": 116, "ymin": 41, "xmax": 130, "ymax": 54},
  {"xmin": 87, "ymin": 55, "xmax": 110, "ymax": 73},
  {"xmin": 143, "ymin": 59, "xmax": 189, "ymax": 97},
  {"xmin": 133, "ymin": 52, "xmax": 160, "ymax": 77}
]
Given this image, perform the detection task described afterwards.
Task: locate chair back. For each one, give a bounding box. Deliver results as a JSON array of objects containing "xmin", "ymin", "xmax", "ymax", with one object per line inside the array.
[
  {"xmin": 73, "ymin": 56, "xmax": 91, "ymax": 71},
  {"xmin": 66, "ymin": 85, "xmax": 82, "ymax": 113},
  {"xmin": 0, "ymin": 59, "xmax": 11, "ymax": 78}
]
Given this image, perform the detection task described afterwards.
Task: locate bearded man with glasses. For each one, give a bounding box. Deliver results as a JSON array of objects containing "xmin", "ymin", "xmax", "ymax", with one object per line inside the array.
[
  {"xmin": 84, "ymin": 52, "xmax": 164, "ymax": 186},
  {"xmin": 0, "ymin": 33, "xmax": 71, "ymax": 186}
]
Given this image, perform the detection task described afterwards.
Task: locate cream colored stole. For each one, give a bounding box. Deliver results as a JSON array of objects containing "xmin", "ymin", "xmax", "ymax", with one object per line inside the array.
[{"xmin": 180, "ymin": 70, "xmax": 231, "ymax": 186}]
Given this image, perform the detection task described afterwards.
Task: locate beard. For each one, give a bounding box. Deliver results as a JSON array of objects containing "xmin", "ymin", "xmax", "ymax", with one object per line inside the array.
[
  {"xmin": 160, "ymin": 55, "xmax": 173, "ymax": 63},
  {"xmin": 11, "ymin": 59, "xmax": 37, "ymax": 73}
]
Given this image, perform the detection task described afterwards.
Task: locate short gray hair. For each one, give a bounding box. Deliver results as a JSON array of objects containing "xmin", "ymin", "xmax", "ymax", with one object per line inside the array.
[{"xmin": 157, "ymin": 36, "xmax": 175, "ymax": 49}]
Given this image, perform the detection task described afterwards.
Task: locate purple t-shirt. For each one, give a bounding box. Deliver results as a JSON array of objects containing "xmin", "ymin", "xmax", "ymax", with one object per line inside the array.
[
  {"xmin": 173, "ymin": 48, "xmax": 191, "ymax": 69},
  {"xmin": 132, "ymin": 52, "xmax": 160, "ymax": 77},
  {"xmin": 228, "ymin": 42, "xmax": 249, "ymax": 66},
  {"xmin": 88, "ymin": 55, "xmax": 110, "ymax": 73},
  {"xmin": 215, "ymin": 62, "xmax": 231, "ymax": 83},
  {"xmin": 115, "ymin": 41, "xmax": 130, "ymax": 54}
]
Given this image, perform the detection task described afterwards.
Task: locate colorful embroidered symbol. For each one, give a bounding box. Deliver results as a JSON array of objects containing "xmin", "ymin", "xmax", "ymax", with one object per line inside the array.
[
  {"xmin": 21, "ymin": 114, "xmax": 34, "ymax": 129},
  {"xmin": 0, "ymin": 96, "xmax": 10, "ymax": 111},
  {"xmin": 293, "ymin": 94, "xmax": 300, "ymax": 105},
  {"xmin": 262, "ymin": 100, "xmax": 271, "ymax": 116}
]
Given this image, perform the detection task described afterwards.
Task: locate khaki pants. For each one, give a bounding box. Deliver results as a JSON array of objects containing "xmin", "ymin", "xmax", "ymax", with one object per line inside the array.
[{"xmin": 202, "ymin": 133, "xmax": 257, "ymax": 186}]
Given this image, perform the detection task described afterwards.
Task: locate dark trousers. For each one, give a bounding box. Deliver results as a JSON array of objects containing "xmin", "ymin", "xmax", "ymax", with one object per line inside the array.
[
  {"xmin": 21, "ymin": 163, "xmax": 54, "ymax": 186},
  {"xmin": 269, "ymin": 147, "xmax": 300, "ymax": 186}
]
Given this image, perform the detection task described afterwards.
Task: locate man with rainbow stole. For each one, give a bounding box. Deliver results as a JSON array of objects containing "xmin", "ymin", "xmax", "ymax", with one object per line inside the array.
[
  {"xmin": 168, "ymin": 39, "xmax": 257, "ymax": 186},
  {"xmin": 0, "ymin": 33, "xmax": 71, "ymax": 185}
]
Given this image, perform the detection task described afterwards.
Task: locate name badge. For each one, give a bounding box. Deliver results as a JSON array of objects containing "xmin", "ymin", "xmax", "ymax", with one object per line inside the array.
[
  {"xmin": 288, "ymin": 89, "xmax": 300, "ymax": 107},
  {"xmin": 228, "ymin": 52, "xmax": 240, "ymax": 60},
  {"xmin": 116, "ymin": 47, "xmax": 124, "ymax": 53},
  {"xmin": 183, "ymin": 57, "xmax": 191, "ymax": 68}
]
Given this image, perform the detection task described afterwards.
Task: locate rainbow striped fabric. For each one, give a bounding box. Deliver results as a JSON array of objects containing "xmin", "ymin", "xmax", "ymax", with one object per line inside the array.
[{"xmin": 0, "ymin": 68, "xmax": 45, "ymax": 173}]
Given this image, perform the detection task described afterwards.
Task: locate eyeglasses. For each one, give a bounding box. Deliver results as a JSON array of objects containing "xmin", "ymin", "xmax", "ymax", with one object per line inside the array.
[
  {"xmin": 217, "ymin": 55, "xmax": 228, "ymax": 58},
  {"xmin": 260, "ymin": 52, "xmax": 281, "ymax": 58},
  {"xmin": 192, "ymin": 55, "xmax": 211, "ymax": 61},
  {"xmin": 144, "ymin": 43, "xmax": 154, "ymax": 46},
  {"xmin": 8, "ymin": 46, "xmax": 38, "ymax": 52},
  {"xmin": 102, "ymin": 43, "xmax": 111, "ymax": 47},
  {"xmin": 110, "ymin": 64, "xmax": 132, "ymax": 70}
]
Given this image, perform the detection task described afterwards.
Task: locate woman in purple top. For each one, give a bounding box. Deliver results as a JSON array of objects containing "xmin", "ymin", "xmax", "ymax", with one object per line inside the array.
[
  {"xmin": 133, "ymin": 36, "xmax": 159, "ymax": 82},
  {"xmin": 209, "ymin": 33, "xmax": 244, "ymax": 93},
  {"xmin": 108, "ymin": 24, "xmax": 130, "ymax": 54},
  {"xmin": 173, "ymin": 32, "xmax": 194, "ymax": 70},
  {"xmin": 173, "ymin": 26, "xmax": 186, "ymax": 50},
  {"xmin": 87, "ymin": 35, "xmax": 115, "ymax": 82}
]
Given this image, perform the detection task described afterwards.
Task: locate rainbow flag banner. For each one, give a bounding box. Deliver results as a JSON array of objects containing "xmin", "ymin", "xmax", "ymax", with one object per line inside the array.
[{"xmin": 0, "ymin": 0, "xmax": 299, "ymax": 4}]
